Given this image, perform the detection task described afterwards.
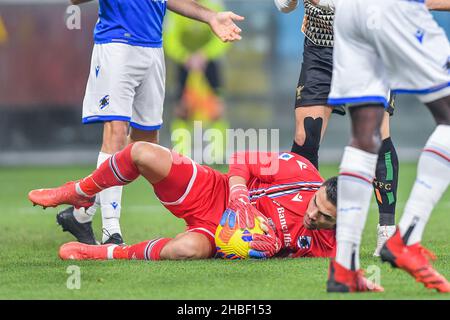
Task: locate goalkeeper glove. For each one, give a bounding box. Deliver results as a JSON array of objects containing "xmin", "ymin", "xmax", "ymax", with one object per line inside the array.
[
  {"xmin": 225, "ymin": 183, "xmax": 263, "ymax": 229},
  {"xmin": 247, "ymin": 216, "xmax": 282, "ymax": 259}
]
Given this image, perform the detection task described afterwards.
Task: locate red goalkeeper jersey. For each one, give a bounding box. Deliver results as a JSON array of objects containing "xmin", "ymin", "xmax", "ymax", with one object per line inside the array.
[
  {"xmin": 228, "ymin": 152, "xmax": 336, "ymax": 258},
  {"xmin": 155, "ymin": 151, "xmax": 335, "ymax": 258}
]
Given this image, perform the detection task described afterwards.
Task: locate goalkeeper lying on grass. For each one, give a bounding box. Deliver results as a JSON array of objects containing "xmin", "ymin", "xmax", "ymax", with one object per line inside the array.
[{"xmin": 28, "ymin": 142, "xmax": 337, "ymax": 261}]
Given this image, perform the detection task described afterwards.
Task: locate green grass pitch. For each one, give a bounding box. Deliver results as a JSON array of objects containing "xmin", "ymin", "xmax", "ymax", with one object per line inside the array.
[{"xmin": 0, "ymin": 163, "xmax": 449, "ymax": 300}]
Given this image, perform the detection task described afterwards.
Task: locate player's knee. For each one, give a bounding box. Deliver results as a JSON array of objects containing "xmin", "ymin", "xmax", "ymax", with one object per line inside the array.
[
  {"xmin": 351, "ymin": 134, "xmax": 382, "ymax": 154},
  {"xmin": 426, "ymin": 95, "xmax": 450, "ymax": 125},
  {"xmin": 130, "ymin": 141, "xmax": 157, "ymax": 166},
  {"xmin": 294, "ymin": 117, "xmax": 322, "ymax": 148},
  {"xmin": 171, "ymin": 236, "xmax": 210, "ymax": 260}
]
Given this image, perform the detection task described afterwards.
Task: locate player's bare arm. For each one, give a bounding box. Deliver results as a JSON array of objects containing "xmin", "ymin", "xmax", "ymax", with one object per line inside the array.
[
  {"xmin": 274, "ymin": 0, "xmax": 299, "ymax": 13},
  {"xmin": 427, "ymin": 0, "xmax": 450, "ymax": 10},
  {"xmin": 308, "ymin": 0, "xmax": 335, "ymax": 11},
  {"xmin": 167, "ymin": 0, "xmax": 244, "ymax": 42}
]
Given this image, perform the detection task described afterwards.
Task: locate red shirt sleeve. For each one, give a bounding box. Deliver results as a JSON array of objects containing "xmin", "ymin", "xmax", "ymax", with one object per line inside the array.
[
  {"xmin": 227, "ymin": 152, "xmax": 279, "ymax": 183},
  {"xmin": 227, "ymin": 151, "xmax": 323, "ymax": 183}
]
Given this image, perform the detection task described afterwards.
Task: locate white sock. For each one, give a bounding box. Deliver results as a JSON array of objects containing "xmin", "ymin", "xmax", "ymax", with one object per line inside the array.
[
  {"xmin": 336, "ymin": 146, "xmax": 379, "ymax": 270},
  {"xmin": 399, "ymin": 125, "xmax": 450, "ymax": 245},
  {"xmin": 73, "ymin": 198, "xmax": 99, "ymax": 223},
  {"xmin": 72, "ymin": 152, "xmax": 110, "ymax": 223},
  {"xmin": 97, "ymin": 151, "xmax": 123, "ymax": 242}
]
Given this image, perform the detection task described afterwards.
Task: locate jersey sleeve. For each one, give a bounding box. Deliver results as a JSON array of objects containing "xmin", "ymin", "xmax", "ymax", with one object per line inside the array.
[{"xmin": 227, "ymin": 151, "xmax": 323, "ymax": 184}]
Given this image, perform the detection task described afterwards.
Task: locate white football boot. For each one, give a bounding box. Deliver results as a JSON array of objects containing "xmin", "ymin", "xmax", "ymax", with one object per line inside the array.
[{"xmin": 373, "ymin": 224, "xmax": 396, "ymax": 257}]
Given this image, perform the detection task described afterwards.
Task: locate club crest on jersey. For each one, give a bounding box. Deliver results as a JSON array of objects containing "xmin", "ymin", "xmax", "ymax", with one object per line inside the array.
[
  {"xmin": 415, "ymin": 28, "xmax": 425, "ymax": 44},
  {"xmin": 99, "ymin": 95, "xmax": 110, "ymax": 110},
  {"xmin": 445, "ymin": 57, "xmax": 450, "ymax": 74},
  {"xmin": 279, "ymin": 153, "xmax": 294, "ymax": 161},
  {"xmin": 297, "ymin": 236, "xmax": 312, "ymax": 250}
]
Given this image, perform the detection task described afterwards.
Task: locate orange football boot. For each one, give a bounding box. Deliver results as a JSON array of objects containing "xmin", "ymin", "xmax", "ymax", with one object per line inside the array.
[
  {"xmin": 380, "ymin": 229, "xmax": 450, "ymax": 293},
  {"xmin": 59, "ymin": 242, "xmax": 114, "ymax": 260},
  {"xmin": 28, "ymin": 181, "xmax": 94, "ymax": 209},
  {"xmin": 327, "ymin": 259, "xmax": 384, "ymax": 293}
]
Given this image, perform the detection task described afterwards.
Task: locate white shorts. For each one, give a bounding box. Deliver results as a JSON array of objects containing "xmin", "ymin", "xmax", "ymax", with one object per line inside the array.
[
  {"xmin": 82, "ymin": 43, "xmax": 165, "ymax": 130},
  {"xmin": 329, "ymin": 0, "xmax": 450, "ymax": 107}
]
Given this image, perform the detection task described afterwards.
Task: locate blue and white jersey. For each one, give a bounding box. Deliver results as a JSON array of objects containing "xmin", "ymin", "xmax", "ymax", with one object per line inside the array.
[{"xmin": 94, "ymin": 0, "xmax": 167, "ymax": 47}]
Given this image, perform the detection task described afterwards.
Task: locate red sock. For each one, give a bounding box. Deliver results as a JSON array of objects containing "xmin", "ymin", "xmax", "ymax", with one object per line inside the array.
[
  {"xmin": 112, "ymin": 238, "xmax": 172, "ymax": 261},
  {"xmin": 78, "ymin": 143, "xmax": 140, "ymax": 196}
]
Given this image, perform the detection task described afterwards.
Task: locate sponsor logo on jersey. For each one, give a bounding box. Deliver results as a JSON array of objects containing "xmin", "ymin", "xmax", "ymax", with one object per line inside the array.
[
  {"xmin": 277, "ymin": 206, "xmax": 292, "ymax": 247},
  {"xmin": 279, "ymin": 153, "xmax": 294, "ymax": 161},
  {"xmin": 95, "ymin": 66, "xmax": 100, "ymax": 78},
  {"xmin": 291, "ymin": 193, "xmax": 303, "ymax": 202},
  {"xmin": 297, "ymin": 236, "xmax": 312, "ymax": 250},
  {"xmin": 99, "ymin": 95, "xmax": 110, "ymax": 110},
  {"xmin": 111, "ymin": 202, "xmax": 119, "ymax": 210},
  {"xmin": 297, "ymin": 160, "xmax": 308, "ymax": 170}
]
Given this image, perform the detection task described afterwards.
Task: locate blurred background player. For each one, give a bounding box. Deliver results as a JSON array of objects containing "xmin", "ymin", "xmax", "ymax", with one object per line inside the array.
[
  {"xmin": 60, "ymin": 0, "xmax": 244, "ymax": 245},
  {"xmin": 274, "ymin": 0, "xmax": 399, "ymax": 256},
  {"xmin": 165, "ymin": 0, "xmax": 230, "ymax": 163},
  {"xmin": 316, "ymin": 0, "xmax": 450, "ymax": 293},
  {"xmin": 28, "ymin": 142, "xmax": 346, "ymax": 265}
]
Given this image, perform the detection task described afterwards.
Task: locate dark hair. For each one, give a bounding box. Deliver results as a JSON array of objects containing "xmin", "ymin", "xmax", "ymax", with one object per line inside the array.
[{"xmin": 323, "ymin": 176, "xmax": 338, "ymax": 207}]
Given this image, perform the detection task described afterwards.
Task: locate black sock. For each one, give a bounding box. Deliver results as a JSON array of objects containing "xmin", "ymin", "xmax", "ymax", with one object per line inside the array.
[
  {"xmin": 291, "ymin": 140, "xmax": 319, "ymax": 169},
  {"xmin": 291, "ymin": 117, "xmax": 322, "ymax": 169},
  {"xmin": 373, "ymin": 137, "xmax": 399, "ymax": 226}
]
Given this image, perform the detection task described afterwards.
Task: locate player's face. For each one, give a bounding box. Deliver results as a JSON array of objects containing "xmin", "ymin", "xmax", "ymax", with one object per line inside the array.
[{"xmin": 303, "ymin": 186, "xmax": 336, "ymax": 230}]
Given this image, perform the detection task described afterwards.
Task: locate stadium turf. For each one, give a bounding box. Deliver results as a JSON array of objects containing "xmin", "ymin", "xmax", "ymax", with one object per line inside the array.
[{"xmin": 0, "ymin": 164, "xmax": 449, "ymax": 300}]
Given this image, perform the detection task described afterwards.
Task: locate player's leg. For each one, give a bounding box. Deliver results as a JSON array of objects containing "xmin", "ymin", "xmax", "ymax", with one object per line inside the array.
[
  {"xmin": 398, "ymin": 97, "xmax": 450, "ymax": 246},
  {"xmin": 98, "ymin": 121, "xmax": 130, "ymax": 243},
  {"xmin": 335, "ymin": 105, "xmax": 385, "ymax": 268},
  {"xmin": 128, "ymin": 128, "xmax": 159, "ymax": 144},
  {"xmin": 91, "ymin": 45, "xmax": 165, "ymax": 244},
  {"xmin": 61, "ymin": 43, "xmax": 142, "ymax": 244},
  {"xmin": 59, "ymin": 231, "xmax": 213, "ymax": 261},
  {"xmin": 326, "ymin": 0, "xmax": 388, "ymax": 292},
  {"xmin": 291, "ymin": 40, "xmax": 337, "ymax": 169},
  {"xmin": 292, "ymin": 106, "xmax": 333, "ymax": 169},
  {"xmin": 160, "ymin": 232, "xmax": 214, "ymax": 259},
  {"xmin": 373, "ymin": 111, "xmax": 398, "ymax": 256},
  {"xmin": 29, "ymin": 142, "xmax": 174, "ymax": 207},
  {"xmin": 373, "ymin": 0, "xmax": 450, "ymax": 292},
  {"xmin": 381, "ymin": 97, "xmax": 450, "ymax": 292}
]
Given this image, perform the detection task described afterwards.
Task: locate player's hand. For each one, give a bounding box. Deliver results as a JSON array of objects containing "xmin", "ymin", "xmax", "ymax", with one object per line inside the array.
[
  {"xmin": 208, "ymin": 11, "xmax": 245, "ymax": 42},
  {"xmin": 225, "ymin": 183, "xmax": 263, "ymax": 229},
  {"xmin": 248, "ymin": 233, "xmax": 282, "ymax": 259},
  {"xmin": 221, "ymin": 200, "xmax": 263, "ymax": 230},
  {"xmin": 247, "ymin": 216, "xmax": 281, "ymax": 259}
]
